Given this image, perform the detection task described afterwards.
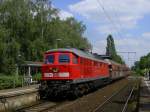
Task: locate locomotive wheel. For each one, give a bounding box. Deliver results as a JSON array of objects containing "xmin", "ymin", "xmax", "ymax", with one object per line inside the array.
[
  {"xmin": 88, "ymin": 82, "xmax": 96, "ymax": 92},
  {"xmin": 71, "ymin": 87, "xmax": 80, "ymax": 99},
  {"xmin": 39, "ymin": 90, "xmax": 46, "ymax": 100},
  {"xmin": 68, "ymin": 87, "xmax": 80, "ymax": 100},
  {"xmin": 76, "ymin": 86, "xmax": 83, "ymax": 97},
  {"xmin": 84, "ymin": 83, "xmax": 90, "ymax": 94},
  {"xmin": 74, "ymin": 88, "xmax": 80, "ymax": 98}
]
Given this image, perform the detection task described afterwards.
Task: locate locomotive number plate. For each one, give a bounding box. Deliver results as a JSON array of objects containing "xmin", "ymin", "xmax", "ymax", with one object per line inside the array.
[{"xmin": 44, "ymin": 73, "xmax": 53, "ymax": 77}]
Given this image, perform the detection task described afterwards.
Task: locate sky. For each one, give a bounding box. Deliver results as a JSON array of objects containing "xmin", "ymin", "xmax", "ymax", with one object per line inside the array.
[{"xmin": 52, "ymin": 0, "xmax": 150, "ymax": 66}]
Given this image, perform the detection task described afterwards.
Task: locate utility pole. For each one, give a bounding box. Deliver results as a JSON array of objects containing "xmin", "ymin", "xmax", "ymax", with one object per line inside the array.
[{"xmin": 118, "ymin": 52, "xmax": 136, "ymax": 67}]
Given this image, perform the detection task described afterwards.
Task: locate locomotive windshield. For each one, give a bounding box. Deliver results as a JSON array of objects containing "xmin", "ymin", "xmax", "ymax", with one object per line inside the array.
[
  {"xmin": 59, "ymin": 54, "xmax": 70, "ymax": 63},
  {"xmin": 45, "ymin": 55, "xmax": 54, "ymax": 64}
]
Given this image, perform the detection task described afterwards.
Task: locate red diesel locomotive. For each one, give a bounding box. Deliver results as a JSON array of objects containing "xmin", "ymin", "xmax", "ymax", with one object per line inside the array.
[{"xmin": 39, "ymin": 48, "xmax": 129, "ymax": 98}]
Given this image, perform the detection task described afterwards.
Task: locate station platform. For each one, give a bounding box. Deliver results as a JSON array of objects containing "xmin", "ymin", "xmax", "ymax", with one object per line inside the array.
[
  {"xmin": 0, "ymin": 84, "xmax": 38, "ymax": 98},
  {"xmin": 139, "ymin": 77, "xmax": 150, "ymax": 112}
]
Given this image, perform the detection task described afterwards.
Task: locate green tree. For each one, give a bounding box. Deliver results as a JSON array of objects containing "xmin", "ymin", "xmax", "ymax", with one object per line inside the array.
[
  {"xmin": 132, "ymin": 53, "xmax": 150, "ymax": 75},
  {"xmin": 106, "ymin": 34, "xmax": 124, "ymax": 64},
  {"xmin": 106, "ymin": 34, "xmax": 116, "ymax": 56},
  {"xmin": 0, "ymin": 0, "xmax": 92, "ymax": 74}
]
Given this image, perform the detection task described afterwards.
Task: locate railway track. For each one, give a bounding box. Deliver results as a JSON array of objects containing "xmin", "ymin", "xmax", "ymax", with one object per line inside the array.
[
  {"xmin": 16, "ymin": 82, "xmax": 125, "ymax": 112},
  {"xmin": 42, "ymin": 78, "xmax": 131, "ymax": 112},
  {"xmin": 47, "ymin": 78, "xmax": 139, "ymax": 112},
  {"xmin": 92, "ymin": 79, "xmax": 140, "ymax": 112},
  {"xmin": 13, "ymin": 78, "xmax": 139, "ymax": 112}
]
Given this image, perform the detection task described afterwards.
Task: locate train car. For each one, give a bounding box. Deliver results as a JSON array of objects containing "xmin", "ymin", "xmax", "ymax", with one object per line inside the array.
[
  {"xmin": 105, "ymin": 59, "xmax": 128, "ymax": 80},
  {"xmin": 39, "ymin": 48, "xmax": 129, "ymax": 99}
]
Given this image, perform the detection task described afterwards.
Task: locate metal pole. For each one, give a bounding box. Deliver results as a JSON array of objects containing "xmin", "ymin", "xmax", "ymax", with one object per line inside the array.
[
  {"xmin": 28, "ymin": 66, "xmax": 31, "ymax": 77},
  {"xmin": 56, "ymin": 39, "xmax": 62, "ymax": 49},
  {"xmin": 15, "ymin": 64, "xmax": 19, "ymax": 83},
  {"xmin": 28, "ymin": 66, "xmax": 33, "ymax": 85},
  {"xmin": 117, "ymin": 52, "xmax": 136, "ymax": 66}
]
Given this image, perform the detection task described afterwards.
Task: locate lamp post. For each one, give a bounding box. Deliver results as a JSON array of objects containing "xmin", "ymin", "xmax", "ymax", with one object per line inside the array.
[
  {"xmin": 15, "ymin": 54, "xmax": 21, "ymax": 87},
  {"xmin": 56, "ymin": 38, "xmax": 62, "ymax": 49},
  {"xmin": 16, "ymin": 54, "xmax": 21, "ymax": 74}
]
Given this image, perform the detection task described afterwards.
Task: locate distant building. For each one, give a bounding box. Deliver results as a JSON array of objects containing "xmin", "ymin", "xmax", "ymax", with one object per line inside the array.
[
  {"xmin": 18, "ymin": 61, "xmax": 43, "ymax": 84},
  {"xmin": 20, "ymin": 61, "xmax": 43, "ymax": 76}
]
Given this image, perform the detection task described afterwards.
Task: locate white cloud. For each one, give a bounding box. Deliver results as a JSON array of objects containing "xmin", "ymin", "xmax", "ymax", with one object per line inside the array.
[
  {"xmin": 59, "ymin": 10, "xmax": 73, "ymax": 20},
  {"xmin": 69, "ymin": 0, "xmax": 150, "ymax": 32},
  {"xmin": 96, "ymin": 25, "xmax": 120, "ymax": 35},
  {"xmin": 68, "ymin": 0, "xmax": 150, "ymax": 66},
  {"xmin": 142, "ymin": 32, "xmax": 150, "ymax": 38},
  {"xmin": 92, "ymin": 40, "xmax": 106, "ymax": 54}
]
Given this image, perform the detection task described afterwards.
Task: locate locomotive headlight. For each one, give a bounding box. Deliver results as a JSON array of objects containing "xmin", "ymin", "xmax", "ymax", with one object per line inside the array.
[{"xmin": 59, "ymin": 72, "xmax": 69, "ymax": 77}]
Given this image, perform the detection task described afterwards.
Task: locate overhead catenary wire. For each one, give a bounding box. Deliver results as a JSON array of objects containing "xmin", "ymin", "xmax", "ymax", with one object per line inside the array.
[
  {"xmin": 111, "ymin": 6, "xmax": 123, "ymax": 32},
  {"xmin": 96, "ymin": 0, "xmax": 123, "ymax": 38},
  {"xmin": 96, "ymin": 0, "xmax": 137, "ymax": 66},
  {"xmin": 107, "ymin": 0, "xmax": 125, "ymax": 35}
]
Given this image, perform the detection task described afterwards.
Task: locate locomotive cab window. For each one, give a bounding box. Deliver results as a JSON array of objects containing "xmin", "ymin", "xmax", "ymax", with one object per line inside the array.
[
  {"xmin": 45, "ymin": 55, "xmax": 54, "ymax": 64},
  {"xmin": 73, "ymin": 54, "xmax": 78, "ymax": 64},
  {"xmin": 59, "ymin": 54, "xmax": 70, "ymax": 63}
]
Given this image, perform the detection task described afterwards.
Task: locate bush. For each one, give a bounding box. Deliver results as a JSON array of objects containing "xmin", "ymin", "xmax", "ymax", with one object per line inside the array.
[
  {"xmin": 0, "ymin": 73, "xmax": 42, "ymax": 90},
  {"xmin": 32, "ymin": 73, "xmax": 41, "ymax": 82},
  {"xmin": 0, "ymin": 74, "xmax": 23, "ymax": 90}
]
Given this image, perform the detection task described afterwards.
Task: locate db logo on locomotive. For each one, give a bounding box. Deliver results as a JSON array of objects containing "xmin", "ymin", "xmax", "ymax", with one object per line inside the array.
[{"xmin": 51, "ymin": 68, "xmax": 59, "ymax": 73}]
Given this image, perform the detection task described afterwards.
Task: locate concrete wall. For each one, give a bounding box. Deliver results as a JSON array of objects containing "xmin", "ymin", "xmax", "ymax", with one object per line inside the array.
[{"xmin": 0, "ymin": 92, "xmax": 38, "ymax": 112}]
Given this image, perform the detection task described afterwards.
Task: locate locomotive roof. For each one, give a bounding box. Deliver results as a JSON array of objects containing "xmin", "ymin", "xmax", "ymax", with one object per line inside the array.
[
  {"xmin": 105, "ymin": 59, "xmax": 121, "ymax": 65},
  {"xmin": 105, "ymin": 59, "xmax": 127, "ymax": 68},
  {"xmin": 46, "ymin": 48, "xmax": 108, "ymax": 63}
]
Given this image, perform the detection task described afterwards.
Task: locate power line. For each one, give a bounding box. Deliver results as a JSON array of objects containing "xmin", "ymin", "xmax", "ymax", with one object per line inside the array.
[
  {"xmin": 107, "ymin": 0, "xmax": 125, "ymax": 35},
  {"xmin": 96, "ymin": 0, "xmax": 137, "ymax": 66},
  {"xmin": 96, "ymin": 0, "xmax": 123, "ymax": 38}
]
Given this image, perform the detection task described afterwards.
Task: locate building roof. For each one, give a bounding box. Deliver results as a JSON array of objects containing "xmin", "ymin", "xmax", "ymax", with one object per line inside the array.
[{"xmin": 21, "ymin": 61, "xmax": 43, "ymax": 67}]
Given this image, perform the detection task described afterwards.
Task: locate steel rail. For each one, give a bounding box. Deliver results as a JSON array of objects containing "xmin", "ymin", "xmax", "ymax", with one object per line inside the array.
[
  {"xmin": 121, "ymin": 86, "xmax": 134, "ymax": 112},
  {"xmin": 92, "ymin": 83, "xmax": 130, "ymax": 112}
]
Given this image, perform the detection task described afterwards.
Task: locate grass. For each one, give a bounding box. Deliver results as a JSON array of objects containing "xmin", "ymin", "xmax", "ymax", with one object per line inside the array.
[{"xmin": 32, "ymin": 73, "xmax": 42, "ymax": 81}]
